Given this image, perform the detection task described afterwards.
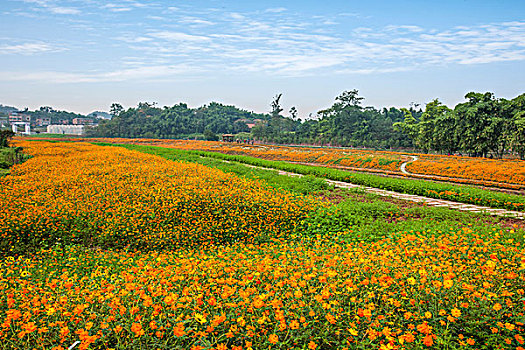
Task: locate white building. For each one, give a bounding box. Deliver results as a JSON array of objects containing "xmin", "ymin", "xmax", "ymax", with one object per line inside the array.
[{"xmin": 47, "ymin": 125, "xmax": 85, "ymax": 135}]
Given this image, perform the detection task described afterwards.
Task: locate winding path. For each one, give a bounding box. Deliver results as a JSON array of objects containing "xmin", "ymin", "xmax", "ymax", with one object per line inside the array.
[
  {"xmin": 400, "ymin": 155, "xmax": 418, "ymax": 175},
  {"xmin": 231, "ymin": 161, "xmax": 525, "ymax": 220}
]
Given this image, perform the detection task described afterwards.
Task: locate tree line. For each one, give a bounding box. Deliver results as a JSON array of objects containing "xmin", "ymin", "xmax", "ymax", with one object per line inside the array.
[
  {"xmin": 251, "ymin": 90, "xmax": 417, "ymax": 149},
  {"xmin": 91, "ymin": 102, "xmax": 268, "ymax": 140},
  {"xmin": 394, "ymin": 92, "xmax": 525, "ymax": 158},
  {"xmin": 89, "ymin": 90, "xmax": 525, "ymax": 158},
  {"xmin": 92, "ymin": 92, "xmax": 417, "ymax": 149}
]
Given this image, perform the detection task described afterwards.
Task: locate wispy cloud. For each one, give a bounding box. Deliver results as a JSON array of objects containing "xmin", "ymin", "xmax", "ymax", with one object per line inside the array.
[
  {"xmin": 0, "ymin": 42, "xmax": 64, "ymax": 54},
  {"xmin": 148, "ymin": 31, "xmax": 211, "ymax": 42},
  {"xmin": 119, "ymin": 14, "xmax": 525, "ymax": 77},
  {"xmin": 103, "ymin": 4, "xmax": 132, "ymax": 12},
  {"xmin": 0, "ymin": 64, "xmax": 200, "ymax": 83},
  {"xmin": 22, "ymin": 0, "xmax": 80, "ymax": 15},
  {"xmin": 4, "ymin": 3, "xmax": 525, "ymax": 82},
  {"xmin": 265, "ymin": 7, "xmax": 287, "ymax": 13}
]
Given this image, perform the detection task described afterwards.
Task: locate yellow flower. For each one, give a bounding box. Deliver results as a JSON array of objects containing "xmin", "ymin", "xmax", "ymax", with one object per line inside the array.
[{"xmin": 451, "ymin": 308, "xmax": 461, "ymax": 317}]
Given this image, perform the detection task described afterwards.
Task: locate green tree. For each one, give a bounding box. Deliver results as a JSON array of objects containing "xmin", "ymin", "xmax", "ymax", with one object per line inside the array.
[
  {"xmin": 393, "ymin": 109, "xmax": 420, "ymax": 148},
  {"xmin": 455, "ymin": 92, "xmax": 505, "ymax": 157},
  {"xmin": 509, "ymin": 93, "xmax": 525, "ymax": 159},
  {"xmin": 203, "ymin": 129, "xmax": 219, "ymax": 141},
  {"xmin": 418, "ymin": 99, "xmax": 452, "ymax": 153},
  {"xmin": 110, "ymin": 103, "xmax": 124, "ymax": 118},
  {"xmin": 0, "ymin": 130, "xmax": 15, "ymax": 148},
  {"xmin": 433, "ymin": 111, "xmax": 458, "ymax": 154}
]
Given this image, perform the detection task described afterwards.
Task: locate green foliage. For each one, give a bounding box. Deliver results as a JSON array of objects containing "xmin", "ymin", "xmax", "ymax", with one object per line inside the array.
[
  {"xmin": 0, "ymin": 129, "xmax": 15, "ymax": 147},
  {"xmin": 255, "ymin": 90, "xmax": 415, "ymax": 148},
  {"xmin": 0, "ymin": 146, "xmax": 31, "ymax": 176},
  {"xmin": 394, "ymin": 92, "xmax": 525, "ymax": 158},
  {"xmin": 27, "ymin": 106, "xmax": 86, "ymax": 124},
  {"xmin": 203, "ymin": 129, "xmax": 219, "ymax": 141},
  {"xmin": 92, "ymin": 102, "xmax": 268, "ymax": 139}
]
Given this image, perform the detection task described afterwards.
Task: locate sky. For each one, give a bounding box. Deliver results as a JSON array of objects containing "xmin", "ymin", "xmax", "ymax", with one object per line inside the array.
[{"xmin": 0, "ymin": 0, "xmax": 524, "ymax": 117}]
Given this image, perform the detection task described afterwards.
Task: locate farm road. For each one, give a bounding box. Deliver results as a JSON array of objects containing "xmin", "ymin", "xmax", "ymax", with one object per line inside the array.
[
  {"xmin": 400, "ymin": 155, "xmax": 418, "ymax": 175},
  {"xmin": 227, "ymin": 160, "xmax": 525, "ymax": 220}
]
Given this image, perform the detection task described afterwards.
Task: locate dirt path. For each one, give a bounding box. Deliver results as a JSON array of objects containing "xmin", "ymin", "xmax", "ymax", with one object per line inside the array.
[
  {"xmin": 400, "ymin": 155, "xmax": 418, "ymax": 175},
  {"xmin": 234, "ymin": 161, "xmax": 525, "ymax": 220}
]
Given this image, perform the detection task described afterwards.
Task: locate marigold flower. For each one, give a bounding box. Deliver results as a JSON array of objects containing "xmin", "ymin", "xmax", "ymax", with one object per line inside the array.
[
  {"xmin": 131, "ymin": 323, "xmax": 144, "ymax": 337},
  {"xmin": 174, "ymin": 326, "xmax": 186, "ymax": 337},
  {"xmin": 268, "ymin": 334, "xmax": 278, "ymax": 344},
  {"xmin": 422, "ymin": 334, "xmax": 434, "ymax": 347},
  {"xmin": 451, "ymin": 308, "xmax": 461, "ymax": 317}
]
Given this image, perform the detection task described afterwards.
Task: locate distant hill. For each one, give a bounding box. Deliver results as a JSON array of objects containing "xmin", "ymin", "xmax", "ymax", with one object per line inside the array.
[
  {"xmin": 28, "ymin": 107, "xmax": 85, "ymax": 124},
  {"xmin": 0, "ymin": 104, "xmax": 19, "ymax": 114}
]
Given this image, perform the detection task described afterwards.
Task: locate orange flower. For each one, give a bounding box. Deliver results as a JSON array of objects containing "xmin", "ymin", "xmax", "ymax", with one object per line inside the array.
[
  {"xmin": 59, "ymin": 327, "xmax": 69, "ymax": 338},
  {"xmin": 451, "ymin": 308, "xmax": 461, "ymax": 317},
  {"xmin": 131, "ymin": 323, "xmax": 144, "ymax": 337},
  {"xmin": 308, "ymin": 341, "xmax": 317, "ymax": 349},
  {"xmin": 268, "ymin": 334, "xmax": 278, "ymax": 344},
  {"xmin": 422, "ymin": 334, "xmax": 434, "ymax": 347},
  {"xmin": 173, "ymin": 326, "xmax": 186, "ymax": 337}
]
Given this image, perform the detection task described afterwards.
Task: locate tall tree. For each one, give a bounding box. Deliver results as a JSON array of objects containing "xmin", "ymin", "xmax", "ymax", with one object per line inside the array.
[
  {"xmin": 509, "ymin": 93, "xmax": 525, "ymax": 159},
  {"xmin": 455, "ymin": 92, "xmax": 510, "ymax": 157},
  {"xmin": 110, "ymin": 103, "xmax": 124, "ymax": 118},
  {"xmin": 418, "ymin": 99, "xmax": 452, "ymax": 153},
  {"xmin": 270, "ymin": 94, "xmax": 284, "ymax": 135},
  {"xmin": 393, "ymin": 108, "xmax": 420, "ymax": 147}
]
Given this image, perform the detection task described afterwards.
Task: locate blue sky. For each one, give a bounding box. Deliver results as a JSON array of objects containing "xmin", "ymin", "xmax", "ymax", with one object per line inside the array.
[{"xmin": 0, "ymin": 0, "xmax": 524, "ymax": 116}]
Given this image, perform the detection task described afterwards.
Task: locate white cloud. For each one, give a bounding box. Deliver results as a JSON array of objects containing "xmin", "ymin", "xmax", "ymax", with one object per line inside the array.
[
  {"xmin": 0, "ymin": 64, "xmax": 200, "ymax": 83},
  {"xmin": 179, "ymin": 17, "xmax": 215, "ymax": 26},
  {"xmin": 0, "ymin": 42, "xmax": 63, "ymax": 54},
  {"xmin": 117, "ymin": 17, "xmax": 525, "ymax": 77},
  {"xmin": 6, "ymin": 3, "xmax": 525, "ymax": 84},
  {"xmin": 103, "ymin": 4, "xmax": 132, "ymax": 12},
  {"xmin": 265, "ymin": 7, "xmax": 287, "ymax": 13},
  {"xmin": 148, "ymin": 31, "xmax": 211, "ymax": 42},
  {"xmin": 22, "ymin": 0, "xmax": 80, "ymax": 15}
]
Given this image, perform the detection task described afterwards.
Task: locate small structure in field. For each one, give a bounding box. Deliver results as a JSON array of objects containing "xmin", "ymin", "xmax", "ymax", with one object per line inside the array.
[{"xmin": 222, "ymin": 134, "xmax": 234, "ymax": 142}]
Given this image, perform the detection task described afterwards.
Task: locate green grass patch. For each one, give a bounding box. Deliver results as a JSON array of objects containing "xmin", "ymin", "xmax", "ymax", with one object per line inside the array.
[{"xmin": 0, "ymin": 146, "xmax": 31, "ymax": 176}]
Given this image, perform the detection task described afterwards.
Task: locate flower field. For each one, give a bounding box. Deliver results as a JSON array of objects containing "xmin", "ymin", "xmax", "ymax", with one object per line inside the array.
[
  {"xmin": 1, "ymin": 230, "xmax": 524, "ymax": 349},
  {"xmin": 110, "ymin": 142, "xmax": 525, "ymax": 212},
  {"xmin": 0, "ymin": 141, "xmax": 314, "ymax": 255},
  {"xmin": 23, "ymin": 137, "xmax": 525, "ymax": 189},
  {"xmin": 74, "ymin": 138, "xmax": 525, "ymax": 189},
  {"xmin": 1, "ymin": 141, "xmax": 524, "ymax": 349},
  {"xmin": 34, "ymin": 138, "xmax": 405, "ymax": 173},
  {"xmin": 147, "ymin": 140, "xmax": 405, "ymax": 173},
  {"xmin": 406, "ymin": 155, "xmax": 525, "ymax": 187}
]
